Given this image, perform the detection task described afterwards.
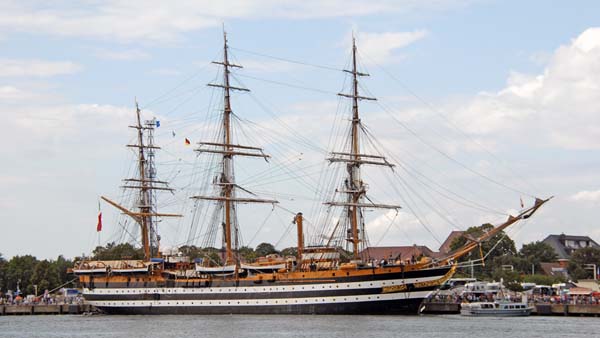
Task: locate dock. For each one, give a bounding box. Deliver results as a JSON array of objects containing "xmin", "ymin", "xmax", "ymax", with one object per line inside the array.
[
  {"xmin": 533, "ymin": 303, "xmax": 600, "ymax": 317},
  {"xmin": 420, "ymin": 301, "xmax": 461, "ymax": 314},
  {"xmin": 421, "ymin": 302, "xmax": 600, "ymax": 317},
  {"xmin": 0, "ymin": 304, "xmax": 95, "ymax": 315}
]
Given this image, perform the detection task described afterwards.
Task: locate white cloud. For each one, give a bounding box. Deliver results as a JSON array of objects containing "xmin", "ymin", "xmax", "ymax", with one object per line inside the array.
[
  {"xmin": 0, "ymin": 100, "xmax": 149, "ymax": 258},
  {"xmin": 355, "ymin": 30, "xmax": 428, "ymax": 64},
  {"xmin": 0, "ymin": 85, "xmax": 33, "ymax": 100},
  {"xmin": 95, "ymin": 49, "xmax": 150, "ymax": 60},
  {"xmin": 0, "ymin": 59, "xmax": 82, "ymax": 77},
  {"xmin": 0, "ymin": 1, "xmax": 466, "ymax": 43},
  {"xmin": 451, "ymin": 27, "xmax": 600, "ymax": 150},
  {"xmin": 571, "ymin": 190, "xmax": 600, "ymax": 203}
]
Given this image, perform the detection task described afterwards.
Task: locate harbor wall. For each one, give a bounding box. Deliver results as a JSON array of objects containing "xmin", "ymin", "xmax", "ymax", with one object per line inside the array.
[{"xmin": 0, "ymin": 304, "xmax": 94, "ymax": 315}]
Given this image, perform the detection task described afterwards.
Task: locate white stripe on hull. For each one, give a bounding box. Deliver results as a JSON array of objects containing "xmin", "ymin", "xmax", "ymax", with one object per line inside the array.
[
  {"xmin": 84, "ymin": 275, "xmax": 444, "ymax": 296},
  {"xmin": 88, "ymin": 290, "xmax": 433, "ymax": 308}
]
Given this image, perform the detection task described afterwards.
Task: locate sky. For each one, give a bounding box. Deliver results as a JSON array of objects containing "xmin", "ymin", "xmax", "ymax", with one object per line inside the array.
[{"xmin": 2, "ymin": 0, "xmax": 600, "ymax": 259}]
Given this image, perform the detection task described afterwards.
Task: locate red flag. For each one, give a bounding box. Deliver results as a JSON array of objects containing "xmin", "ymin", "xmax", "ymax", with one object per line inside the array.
[
  {"xmin": 96, "ymin": 212, "xmax": 102, "ymax": 232},
  {"xmin": 184, "ymin": 138, "xmax": 191, "ymax": 145}
]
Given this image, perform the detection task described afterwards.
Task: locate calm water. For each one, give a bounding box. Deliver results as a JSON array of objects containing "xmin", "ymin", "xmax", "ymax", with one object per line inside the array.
[{"xmin": 0, "ymin": 314, "xmax": 598, "ymax": 338}]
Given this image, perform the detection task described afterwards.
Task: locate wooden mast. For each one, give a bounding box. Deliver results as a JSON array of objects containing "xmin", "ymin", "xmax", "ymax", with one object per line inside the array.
[
  {"xmin": 134, "ymin": 101, "xmax": 152, "ymax": 260},
  {"xmin": 325, "ymin": 37, "xmax": 400, "ymax": 260},
  {"xmin": 221, "ymin": 30, "xmax": 234, "ymax": 266},
  {"xmin": 294, "ymin": 213, "xmax": 304, "ymax": 261},
  {"xmin": 349, "ymin": 37, "xmax": 363, "ymax": 260},
  {"xmin": 192, "ymin": 30, "xmax": 278, "ymax": 267}
]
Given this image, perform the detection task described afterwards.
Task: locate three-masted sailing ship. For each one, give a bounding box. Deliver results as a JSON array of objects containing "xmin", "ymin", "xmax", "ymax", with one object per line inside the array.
[{"xmin": 73, "ymin": 32, "xmax": 550, "ymax": 315}]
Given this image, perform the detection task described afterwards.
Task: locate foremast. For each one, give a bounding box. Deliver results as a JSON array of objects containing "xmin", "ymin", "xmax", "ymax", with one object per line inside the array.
[
  {"xmin": 192, "ymin": 30, "xmax": 278, "ymax": 267},
  {"xmin": 325, "ymin": 38, "xmax": 400, "ymax": 260},
  {"xmin": 102, "ymin": 102, "xmax": 181, "ymax": 261}
]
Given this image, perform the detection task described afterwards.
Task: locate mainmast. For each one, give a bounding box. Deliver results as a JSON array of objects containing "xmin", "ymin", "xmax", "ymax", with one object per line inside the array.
[
  {"xmin": 192, "ymin": 30, "xmax": 278, "ymax": 266},
  {"xmin": 326, "ymin": 37, "xmax": 400, "ymax": 260}
]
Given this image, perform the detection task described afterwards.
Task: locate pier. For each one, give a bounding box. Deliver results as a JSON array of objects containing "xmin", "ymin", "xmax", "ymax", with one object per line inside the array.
[
  {"xmin": 0, "ymin": 304, "xmax": 94, "ymax": 315},
  {"xmin": 533, "ymin": 304, "xmax": 600, "ymax": 317},
  {"xmin": 421, "ymin": 302, "xmax": 600, "ymax": 317}
]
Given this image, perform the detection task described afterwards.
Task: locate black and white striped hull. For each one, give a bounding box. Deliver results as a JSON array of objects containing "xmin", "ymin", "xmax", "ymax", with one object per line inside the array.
[{"xmin": 83, "ymin": 266, "xmax": 451, "ymax": 315}]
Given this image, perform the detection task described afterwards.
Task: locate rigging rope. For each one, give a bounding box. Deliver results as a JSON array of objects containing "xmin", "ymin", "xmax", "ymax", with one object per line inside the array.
[{"xmin": 230, "ymin": 46, "xmax": 344, "ymax": 72}]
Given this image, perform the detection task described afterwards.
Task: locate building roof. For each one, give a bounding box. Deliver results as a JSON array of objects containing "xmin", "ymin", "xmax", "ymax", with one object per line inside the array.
[
  {"xmin": 438, "ymin": 230, "xmax": 465, "ymax": 254},
  {"xmin": 542, "ymin": 234, "xmax": 600, "ymax": 259},
  {"xmin": 539, "ymin": 262, "xmax": 568, "ymax": 278}
]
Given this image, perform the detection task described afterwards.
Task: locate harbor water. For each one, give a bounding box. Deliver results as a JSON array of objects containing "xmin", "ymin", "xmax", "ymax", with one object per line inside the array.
[{"xmin": 1, "ymin": 314, "xmax": 598, "ymax": 338}]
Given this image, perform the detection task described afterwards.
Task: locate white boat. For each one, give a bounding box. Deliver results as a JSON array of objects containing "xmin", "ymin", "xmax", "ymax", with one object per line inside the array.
[{"xmin": 460, "ymin": 301, "xmax": 533, "ymax": 316}]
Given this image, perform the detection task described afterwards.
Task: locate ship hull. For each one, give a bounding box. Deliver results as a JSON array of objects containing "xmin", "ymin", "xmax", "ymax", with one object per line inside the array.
[
  {"xmin": 98, "ymin": 297, "xmax": 426, "ymax": 315},
  {"xmin": 82, "ymin": 266, "xmax": 451, "ymax": 315}
]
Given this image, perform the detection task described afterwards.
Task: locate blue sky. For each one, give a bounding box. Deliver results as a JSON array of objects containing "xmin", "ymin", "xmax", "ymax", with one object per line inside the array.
[{"xmin": 2, "ymin": 0, "xmax": 600, "ymax": 259}]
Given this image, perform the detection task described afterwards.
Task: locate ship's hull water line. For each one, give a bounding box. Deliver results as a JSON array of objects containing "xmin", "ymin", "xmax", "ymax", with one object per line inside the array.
[{"xmin": 83, "ymin": 268, "xmax": 450, "ymax": 315}]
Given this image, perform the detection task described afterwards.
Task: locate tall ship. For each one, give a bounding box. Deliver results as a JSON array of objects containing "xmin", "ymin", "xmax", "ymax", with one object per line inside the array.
[{"xmin": 73, "ymin": 32, "xmax": 549, "ymax": 315}]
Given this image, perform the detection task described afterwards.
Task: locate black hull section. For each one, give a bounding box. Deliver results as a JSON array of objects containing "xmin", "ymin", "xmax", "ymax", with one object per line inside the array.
[{"xmin": 98, "ymin": 298, "xmax": 424, "ymax": 315}]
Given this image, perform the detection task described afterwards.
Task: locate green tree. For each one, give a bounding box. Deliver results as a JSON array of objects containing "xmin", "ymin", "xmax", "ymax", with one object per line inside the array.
[
  {"xmin": 519, "ymin": 241, "xmax": 558, "ymax": 274},
  {"xmin": 92, "ymin": 242, "xmax": 144, "ymax": 260},
  {"xmin": 238, "ymin": 246, "xmax": 257, "ymax": 262},
  {"xmin": 0, "ymin": 252, "xmax": 6, "ymax": 292},
  {"xmin": 490, "ymin": 254, "xmax": 527, "ymax": 275},
  {"xmin": 178, "ymin": 245, "xmax": 203, "ymax": 259},
  {"xmin": 53, "ymin": 255, "xmax": 74, "ymax": 289},
  {"xmin": 280, "ymin": 247, "xmax": 298, "ymax": 258},
  {"xmin": 255, "ymin": 243, "xmax": 278, "ymax": 257},
  {"xmin": 450, "ymin": 223, "xmax": 517, "ymax": 279},
  {"xmin": 568, "ymin": 247, "xmax": 600, "ymax": 281},
  {"xmin": 522, "ymin": 274, "xmax": 565, "ymax": 285},
  {"xmin": 30, "ymin": 260, "xmax": 59, "ymax": 295},
  {"xmin": 3, "ymin": 255, "xmax": 39, "ymax": 294}
]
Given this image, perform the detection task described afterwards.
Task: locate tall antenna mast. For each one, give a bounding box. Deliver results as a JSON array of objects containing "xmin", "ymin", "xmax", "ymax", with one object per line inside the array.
[
  {"xmin": 192, "ymin": 30, "xmax": 277, "ymax": 266},
  {"xmin": 326, "ymin": 37, "xmax": 400, "ymax": 260}
]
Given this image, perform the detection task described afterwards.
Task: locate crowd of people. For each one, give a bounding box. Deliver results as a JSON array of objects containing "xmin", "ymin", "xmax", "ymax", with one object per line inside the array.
[
  {"xmin": 0, "ymin": 290, "xmax": 83, "ymax": 306},
  {"xmin": 426, "ymin": 290, "xmax": 600, "ymax": 305}
]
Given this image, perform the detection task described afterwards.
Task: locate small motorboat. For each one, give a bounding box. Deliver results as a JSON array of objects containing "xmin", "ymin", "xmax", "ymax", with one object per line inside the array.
[{"xmin": 460, "ymin": 300, "xmax": 533, "ymax": 316}]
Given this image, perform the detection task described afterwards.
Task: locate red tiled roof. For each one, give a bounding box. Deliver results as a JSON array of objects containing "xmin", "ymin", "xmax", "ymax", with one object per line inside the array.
[{"xmin": 438, "ymin": 230, "xmax": 464, "ymax": 254}]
